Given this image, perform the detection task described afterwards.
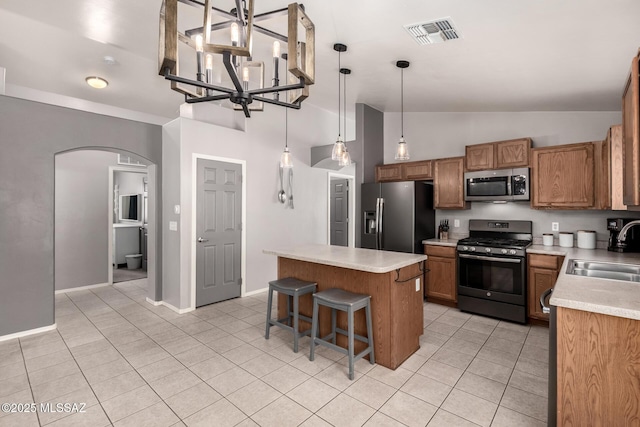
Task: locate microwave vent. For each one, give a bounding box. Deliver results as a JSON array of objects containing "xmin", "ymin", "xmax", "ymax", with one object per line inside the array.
[{"xmin": 404, "ymin": 18, "xmax": 461, "ymax": 45}]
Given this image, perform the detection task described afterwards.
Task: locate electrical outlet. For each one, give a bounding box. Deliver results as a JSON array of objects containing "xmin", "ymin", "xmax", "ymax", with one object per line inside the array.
[
  {"xmin": 169, "ymin": 221, "xmax": 178, "ymax": 231},
  {"xmin": 415, "ymin": 278, "xmax": 421, "ymax": 292},
  {"xmin": 552, "ymin": 222, "xmax": 559, "ymax": 231},
  {"xmin": 454, "ymin": 219, "xmax": 460, "ymax": 228}
]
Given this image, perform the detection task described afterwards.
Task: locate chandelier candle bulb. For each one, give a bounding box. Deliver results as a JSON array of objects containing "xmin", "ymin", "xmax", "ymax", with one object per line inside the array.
[
  {"xmin": 272, "ymin": 41, "xmax": 280, "ymax": 99},
  {"xmin": 230, "ymin": 23, "xmax": 239, "ymax": 45}
]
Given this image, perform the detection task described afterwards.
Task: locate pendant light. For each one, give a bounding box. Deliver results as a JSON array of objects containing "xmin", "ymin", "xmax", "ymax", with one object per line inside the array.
[
  {"xmin": 395, "ymin": 60, "xmax": 410, "ymax": 161},
  {"xmin": 338, "ymin": 67, "xmax": 352, "ymax": 167},
  {"xmin": 331, "ymin": 43, "xmax": 347, "ymax": 161},
  {"xmin": 280, "ymin": 53, "xmax": 293, "ymax": 168}
]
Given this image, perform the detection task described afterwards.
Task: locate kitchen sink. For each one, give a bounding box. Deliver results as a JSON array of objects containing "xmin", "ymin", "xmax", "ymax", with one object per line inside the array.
[{"xmin": 566, "ymin": 259, "xmax": 640, "ymax": 282}]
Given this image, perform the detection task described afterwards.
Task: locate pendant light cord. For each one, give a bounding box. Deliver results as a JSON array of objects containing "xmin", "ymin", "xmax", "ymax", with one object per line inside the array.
[
  {"xmin": 343, "ymin": 71, "xmax": 347, "ymax": 142},
  {"xmin": 338, "ymin": 51, "xmax": 341, "ymax": 138},
  {"xmin": 401, "ymin": 67, "xmax": 404, "ymax": 139},
  {"xmin": 285, "ymin": 106, "xmax": 288, "ymax": 148}
]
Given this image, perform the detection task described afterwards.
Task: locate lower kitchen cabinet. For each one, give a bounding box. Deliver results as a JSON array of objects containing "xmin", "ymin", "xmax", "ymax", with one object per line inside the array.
[
  {"xmin": 556, "ymin": 307, "xmax": 640, "ymax": 425},
  {"xmin": 527, "ymin": 253, "xmax": 564, "ymax": 322},
  {"xmin": 424, "ymin": 245, "xmax": 457, "ymax": 303}
]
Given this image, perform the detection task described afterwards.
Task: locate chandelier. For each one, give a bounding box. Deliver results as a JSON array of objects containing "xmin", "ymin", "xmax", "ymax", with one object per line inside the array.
[{"xmin": 158, "ymin": 0, "xmax": 315, "ymax": 117}]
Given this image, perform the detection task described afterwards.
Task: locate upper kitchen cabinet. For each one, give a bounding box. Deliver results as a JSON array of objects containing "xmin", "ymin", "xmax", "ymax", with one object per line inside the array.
[
  {"xmin": 531, "ymin": 142, "xmax": 595, "ymax": 209},
  {"xmin": 495, "ymin": 138, "xmax": 531, "ymax": 169},
  {"xmin": 402, "ymin": 160, "xmax": 433, "ymax": 180},
  {"xmin": 465, "ymin": 142, "xmax": 495, "ymax": 171},
  {"xmin": 465, "ymin": 138, "xmax": 531, "ymax": 172},
  {"xmin": 375, "ymin": 164, "xmax": 403, "ymax": 182},
  {"xmin": 606, "ymin": 125, "xmax": 627, "ymax": 210},
  {"xmin": 434, "ymin": 157, "xmax": 468, "ymax": 209},
  {"xmin": 623, "ymin": 50, "xmax": 640, "ymax": 206},
  {"xmin": 375, "ymin": 160, "xmax": 432, "ymax": 182}
]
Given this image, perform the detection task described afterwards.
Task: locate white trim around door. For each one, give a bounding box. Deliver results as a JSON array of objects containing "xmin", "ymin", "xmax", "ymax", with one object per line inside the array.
[
  {"xmin": 327, "ymin": 172, "xmax": 356, "ymax": 247},
  {"xmin": 190, "ymin": 154, "xmax": 247, "ymax": 311}
]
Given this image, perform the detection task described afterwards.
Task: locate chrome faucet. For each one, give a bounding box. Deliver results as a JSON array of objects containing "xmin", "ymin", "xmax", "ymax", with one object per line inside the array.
[{"xmin": 617, "ymin": 220, "xmax": 640, "ymax": 244}]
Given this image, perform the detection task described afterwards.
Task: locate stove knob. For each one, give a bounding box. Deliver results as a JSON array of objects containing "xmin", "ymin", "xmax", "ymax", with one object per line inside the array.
[
  {"xmin": 509, "ymin": 249, "xmax": 517, "ymax": 255},
  {"xmin": 462, "ymin": 246, "xmax": 469, "ymax": 251},
  {"xmin": 470, "ymin": 247, "xmax": 476, "ymax": 252},
  {"xmin": 485, "ymin": 248, "xmax": 491, "ymax": 253},
  {"xmin": 501, "ymin": 249, "xmax": 508, "ymax": 254}
]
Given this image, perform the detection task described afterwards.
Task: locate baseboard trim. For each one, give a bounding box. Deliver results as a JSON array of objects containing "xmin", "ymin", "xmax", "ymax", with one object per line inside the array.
[
  {"xmin": 145, "ymin": 297, "xmax": 162, "ymax": 306},
  {"xmin": 55, "ymin": 282, "xmax": 110, "ymax": 294},
  {"xmin": 0, "ymin": 323, "xmax": 57, "ymax": 342},
  {"xmin": 244, "ymin": 287, "xmax": 268, "ymax": 297},
  {"xmin": 145, "ymin": 298, "xmax": 194, "ymax": 314}
]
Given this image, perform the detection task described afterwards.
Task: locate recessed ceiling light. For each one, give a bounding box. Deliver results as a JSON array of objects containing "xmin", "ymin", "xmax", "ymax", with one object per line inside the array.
[{"xmin": 85, "ymin": 76, "xmax": 108, "ymax": 89}]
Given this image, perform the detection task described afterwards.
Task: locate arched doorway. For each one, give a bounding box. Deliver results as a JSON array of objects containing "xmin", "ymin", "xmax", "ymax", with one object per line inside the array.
[{"xmin": 54, "ymin": 148, "xmax": 159, "ymax": 312}]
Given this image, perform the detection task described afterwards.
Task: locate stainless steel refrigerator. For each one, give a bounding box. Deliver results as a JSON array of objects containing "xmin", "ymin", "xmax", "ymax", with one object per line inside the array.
[{"xmin": 360, "ymin": 181, "xmax": 436, "ymax": 254}]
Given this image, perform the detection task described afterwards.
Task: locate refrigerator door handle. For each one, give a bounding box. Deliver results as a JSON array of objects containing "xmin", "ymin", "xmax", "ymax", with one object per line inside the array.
[
  {"xmin": 374, "ymin": 198, "xmax": 380, "ymax": 250},
  {"xmin": 378, "ymin": 198, "xmax": 384, "ymax": 250}
]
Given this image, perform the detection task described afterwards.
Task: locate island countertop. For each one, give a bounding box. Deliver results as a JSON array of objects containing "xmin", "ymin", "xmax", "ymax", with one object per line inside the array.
[{"xmin": 263, "ymin": 244, "xmax": 427, "ymax": 273}]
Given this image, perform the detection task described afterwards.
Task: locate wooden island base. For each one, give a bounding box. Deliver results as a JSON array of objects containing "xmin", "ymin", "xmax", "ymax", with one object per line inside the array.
[{"xmin": 277, "ymin": 257, "xmax": 424, "ymax": 370}]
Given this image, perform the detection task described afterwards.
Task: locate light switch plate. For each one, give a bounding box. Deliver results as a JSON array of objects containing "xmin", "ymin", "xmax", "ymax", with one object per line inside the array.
[
  {"xmin": 169, "ymin": 221, "xmax": 178, "ymax": 231},
  {"xmin": 174, "ymin": 205, "xmax": 181, "ymax": 215},
  {"xmin": 454, "ymin": 219, "xmax": 460, "ymax": 228},
  {"xmin": 415, "ymin": 278, "xmax": 420, "ymax": 292}
]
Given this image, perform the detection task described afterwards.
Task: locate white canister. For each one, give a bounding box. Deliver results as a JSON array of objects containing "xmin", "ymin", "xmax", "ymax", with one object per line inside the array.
[
  {"xmin": 577, "ymin": 230, "xmax": 597, "ymax": 249},
  {"xmin": 542, "ymin": 233, "xmax": 554, "ymax": 246},
  {"xmin": 559, "ymin": 232, "xmax": 574, "ymax": 248}
]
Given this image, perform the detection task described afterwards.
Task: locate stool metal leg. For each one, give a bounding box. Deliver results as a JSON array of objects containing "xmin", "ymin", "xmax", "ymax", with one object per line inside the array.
[
  {"xmin": 286, "ymin": 295, "xmax": 291, "ymax": 326},
  {"xmin": 293, "ymin": 293, "xmax": 299, "ymax": 353},
  {"xmin": 347, "ymin": 307, "xmax": 355, "ymax": 380},
  {"xmin": 265, "ymin": 287, "xmax": 273, "ymax": 339},
  {"xmin": 331, "ymin": 308, "xmax": 337, "ymax": 344},
  {"xmin": 365, "ymin": 301, "xmax": 375, "ymax": 364},
  {"xmin": 309, "ymin": 298, "xmax": 319, "ymax": 361}
]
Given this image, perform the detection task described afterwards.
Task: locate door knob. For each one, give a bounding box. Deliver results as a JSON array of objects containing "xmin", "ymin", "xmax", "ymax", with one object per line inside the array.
[{"xmin": 197, "ymin": 237, "xmax": 209, "ymax": 243}]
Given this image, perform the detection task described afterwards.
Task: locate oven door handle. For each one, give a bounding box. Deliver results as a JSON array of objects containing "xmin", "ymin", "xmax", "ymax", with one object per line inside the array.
[
  {"xmin": 540, "ymin": 288, "xmax": 553, "ymax": 314},
  {"xmin": 458, "ymin": 254, "xmax": 522, "ymax": 263}
]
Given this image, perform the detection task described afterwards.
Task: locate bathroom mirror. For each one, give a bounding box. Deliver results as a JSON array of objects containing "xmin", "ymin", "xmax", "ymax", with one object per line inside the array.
[{"xmin": 119, "ymin": 194, "xmax": 142, "ymax": 222}]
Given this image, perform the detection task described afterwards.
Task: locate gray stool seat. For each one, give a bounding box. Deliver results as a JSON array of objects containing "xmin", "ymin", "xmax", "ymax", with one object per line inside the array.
[
  {"xmin": 265, "ymin": 277, "xmax": 317, "ymax": 353},
  {"xmin": 309, "ymin": 288, "xmax": 375, "ymax": 380}
]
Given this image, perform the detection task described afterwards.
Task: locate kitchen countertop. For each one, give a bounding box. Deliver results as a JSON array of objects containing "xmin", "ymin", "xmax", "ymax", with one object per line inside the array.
[
  {"xmin": 528, "ymin": 245, "xmax": 640, "ymax": 321},
  {"xmin": 422, "ymin": 238, "xmax": 459, "ymax": 247},
  {"xmin": 263, "ymin": 244, "xmax": 426, "ymax": 274}
]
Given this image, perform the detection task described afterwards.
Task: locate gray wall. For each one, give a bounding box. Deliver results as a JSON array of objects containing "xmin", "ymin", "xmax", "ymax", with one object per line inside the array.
[
  {"xmin": 55, "ymin": 150, "xmax": 118, "ymax": 291},
  {"xmin": 354, "ymin": 103, "xmax": 384, "ymax": 248},
  {"xmin": 382, "ymin": 111, "xmax": 630, "ymax": 240},
  {"xmin": 162, "ymin": 100, "xmax": 352, "ymax": 310},
  {"xmin": 0, "ymin": 95, "xmax": 162, "ymax": 337}
]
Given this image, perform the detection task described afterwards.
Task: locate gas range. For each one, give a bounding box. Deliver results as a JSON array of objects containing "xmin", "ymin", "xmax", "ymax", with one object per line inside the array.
[{"xmin": 456, "ymin": 219, "xmax": 533, "ymax": 324}]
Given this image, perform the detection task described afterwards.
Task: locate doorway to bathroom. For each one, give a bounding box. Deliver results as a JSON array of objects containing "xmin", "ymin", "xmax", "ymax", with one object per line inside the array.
[{"xmin": 110, "ymin": 162, "xmax": 148, "ymax": 284}]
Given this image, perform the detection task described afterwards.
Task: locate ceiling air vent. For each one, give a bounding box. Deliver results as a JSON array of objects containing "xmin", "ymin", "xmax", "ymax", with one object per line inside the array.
[{"xmin": 404, "ymin": 18, "xmax": 461, "ymax": 45}]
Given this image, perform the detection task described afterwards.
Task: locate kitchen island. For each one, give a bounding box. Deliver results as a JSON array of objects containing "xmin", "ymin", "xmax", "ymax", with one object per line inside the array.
[{"xmin": 263, "ymin": 244, "xmax": 427, "ymax": 369}]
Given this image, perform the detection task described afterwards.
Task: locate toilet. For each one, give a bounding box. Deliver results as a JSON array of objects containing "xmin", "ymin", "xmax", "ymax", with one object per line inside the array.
[{"xmin": 125, "ymin": 254, "xmax": 143, "ymax": 270}]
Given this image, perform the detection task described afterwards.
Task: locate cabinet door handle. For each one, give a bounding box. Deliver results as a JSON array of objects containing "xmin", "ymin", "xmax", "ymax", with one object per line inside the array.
[{"xmin": 197, "ymin": 237, "xmax": 209, "ymax": 243}]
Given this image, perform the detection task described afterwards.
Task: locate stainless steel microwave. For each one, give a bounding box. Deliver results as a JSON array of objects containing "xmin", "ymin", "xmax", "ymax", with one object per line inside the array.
[{"xmin": 464, "ymin": 168, "xmax": 530, "ymax": 202}]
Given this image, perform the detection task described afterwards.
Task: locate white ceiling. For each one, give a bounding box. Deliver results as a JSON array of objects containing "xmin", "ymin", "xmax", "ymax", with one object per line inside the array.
[{"xmin": 1, "ymin": 0, "xmax": 639, "ymax": 121}]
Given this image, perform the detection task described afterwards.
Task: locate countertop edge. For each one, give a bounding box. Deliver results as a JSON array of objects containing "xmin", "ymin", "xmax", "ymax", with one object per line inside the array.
[
  {"xmin": 422, "ymin": 239, "xmax": 458, "ymax": 247},
  {"xmin": 263, "ymin": 247, "xmax": 427, "ymax": 274}
]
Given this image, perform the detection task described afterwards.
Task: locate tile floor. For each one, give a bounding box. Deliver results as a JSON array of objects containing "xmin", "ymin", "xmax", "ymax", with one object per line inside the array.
[{"xmin": 0, "ymin": 279, "xmax": 549, "ymax": 427}]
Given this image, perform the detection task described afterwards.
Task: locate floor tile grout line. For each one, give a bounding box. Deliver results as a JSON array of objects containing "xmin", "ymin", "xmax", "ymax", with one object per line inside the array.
[{"xmin": 16, "ymin": 338, "xmax": 42, "ymax": 427}]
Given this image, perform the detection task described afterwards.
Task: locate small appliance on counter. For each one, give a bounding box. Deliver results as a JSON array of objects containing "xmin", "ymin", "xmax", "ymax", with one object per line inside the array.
[{"xmin": 607, "ymin": 218, "xmax": 640, "ymax": 252}]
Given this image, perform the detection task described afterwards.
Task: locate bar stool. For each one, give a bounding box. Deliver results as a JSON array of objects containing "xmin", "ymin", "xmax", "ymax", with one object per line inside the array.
[
  {"xmin": 309, "ymin": 289, "xmax": 375, "ymax": 380},
  {"xmin": 265, "ymin": 277, "xmax": 317, "ymax": 353}
]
